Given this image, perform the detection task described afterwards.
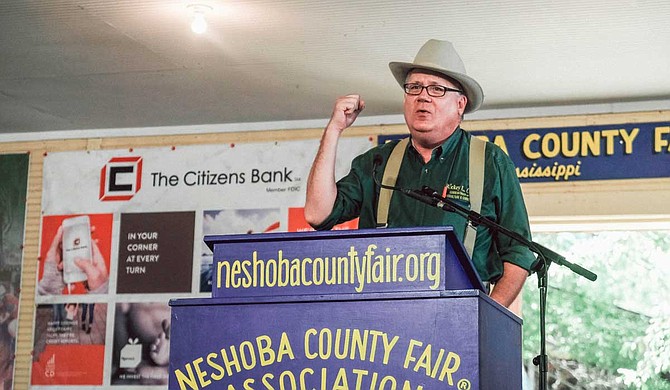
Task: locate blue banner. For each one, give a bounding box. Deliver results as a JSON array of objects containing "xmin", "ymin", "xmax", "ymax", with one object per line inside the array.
[
  {"xmin": 206, "ymin": 227, "xmax": 485, "ymax": 298},
  {"xmin": 381, "ymin": 121, "xmax": 670, "ymax": 182}
]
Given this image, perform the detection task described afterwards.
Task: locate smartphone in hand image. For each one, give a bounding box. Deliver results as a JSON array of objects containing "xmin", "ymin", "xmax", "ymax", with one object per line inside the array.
[{"xmin": 61, "ymin": 215, "xmax": 93, "ymax": 284}]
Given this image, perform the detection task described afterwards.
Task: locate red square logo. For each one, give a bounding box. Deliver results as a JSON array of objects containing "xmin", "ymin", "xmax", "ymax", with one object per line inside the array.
[{"xmin": 99, "ymin": 156, "xmax": 143, "ymax": 201}]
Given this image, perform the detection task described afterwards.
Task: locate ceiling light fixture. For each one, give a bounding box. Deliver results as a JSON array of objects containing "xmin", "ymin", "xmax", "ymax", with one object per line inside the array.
[{"xmin": 187, "ymin": 4, "xmax": 212, "ymax": 34}]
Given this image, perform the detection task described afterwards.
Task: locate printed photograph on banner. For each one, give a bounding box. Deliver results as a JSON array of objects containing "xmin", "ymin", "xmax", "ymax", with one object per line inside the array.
[
  {"xmin": 200, "ymin": 208, "xmax": 281, "ymax": 292},
  {"xmin": 110, "ymin": 302, "xmax": 170, "ymax": 386},
  {"xmin": 117, "ymin": 211, "xmax": 195, "ymax": 294},
  {"xmin": 287, "ymin": 207, "xmax": 359, "ymax": 232},
  {"xmin": 0, "ymin": 153, "xmax": 29, "ymax": 390},
  {"xmin": 37, "ymin": 214, "xmax": 113, "ymax": 296},
  {"xmin": 31, "ymin": 303, "xmax": 107, "ymax": 385}
]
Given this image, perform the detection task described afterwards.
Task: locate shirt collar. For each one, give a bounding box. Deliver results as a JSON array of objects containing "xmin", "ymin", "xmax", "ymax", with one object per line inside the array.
[{"xmin": 408, "ymin": 126, "xmax": 464, "ymax": 162}]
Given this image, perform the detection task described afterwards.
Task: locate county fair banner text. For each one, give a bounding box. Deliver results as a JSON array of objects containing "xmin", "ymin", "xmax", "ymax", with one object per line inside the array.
[
  {"xmin": 472, "ymin": 121, "xmax": 670, "ymax": 182},
  {"xmin": 34, "ymin": 138, "xmax": 372, "ymax": 388},
  {"xmin": 381, "ymin": 121, "xmax": 670, "ymax": 182}
]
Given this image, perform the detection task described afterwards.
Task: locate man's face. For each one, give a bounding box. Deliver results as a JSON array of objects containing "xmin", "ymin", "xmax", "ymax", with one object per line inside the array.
[{"xmin": 403, "ymin": 70, "xmax": 467, "ymax": 148}]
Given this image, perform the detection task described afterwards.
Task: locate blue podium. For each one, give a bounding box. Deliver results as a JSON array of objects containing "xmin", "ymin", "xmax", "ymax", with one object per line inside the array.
[{"xmin": 169, "ymin": 227, "xmax": 522, "ymax": 390}]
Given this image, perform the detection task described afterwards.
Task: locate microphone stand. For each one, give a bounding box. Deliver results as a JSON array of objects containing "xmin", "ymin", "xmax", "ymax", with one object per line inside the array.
[{"xmin": 376, "ymin": 173, "xmax": 597, "ymax": 389}]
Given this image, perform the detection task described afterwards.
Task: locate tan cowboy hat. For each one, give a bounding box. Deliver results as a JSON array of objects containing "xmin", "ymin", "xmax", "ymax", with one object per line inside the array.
[{"xmin": 389, "ymin": 39, "xmax": 484, "ymax": 113}]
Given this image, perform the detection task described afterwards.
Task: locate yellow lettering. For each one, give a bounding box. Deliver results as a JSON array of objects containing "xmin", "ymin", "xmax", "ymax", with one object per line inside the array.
[
  {"xmin": 319, "ymin": 328, "xmax": 333, "ymax": 359},
  {"xmin": 262, "ymin": 373, "xmax": 275, "ymax": 390},
  {"xmin": 213, "ymin": 246, "xmax": 453, "ymax": 294},
  {"xmin": 266, "ymin": 256, "xmax": 277, "ymax": 287},
  {"xmin": 581, "ymin": 130, "xmax": 600, "ymax": 156},
  {"xmin": 405, "ymin": 254, "xmax": 418, "ymax": 282},
  {"xmin": 541, "ymin": 132, "xmax": 561, "ymax": 158},
  {"xmin": 314, "ymin": 258, "xmax": 325, "ymax": 285},
  {"xmin": 221, "ymin": 346, "xmax": 241, "ymax": 376},
  {"xmin": 207, "ymin": 352, "xmax": 226, "ymax": 381},
  {"xmin": 350, "ymin": 329, "xmax": 369, "ymax": 361},
  {"xmin": 290, "ymin": 258, "xmax": 301, "ymax": 286},
  {"xmin": 382, "ymin": 334, "xmax": 399, "ymax": 364},
  {"xmin": 414, "ymin": 343, "xmax": 433, "ymax": 375},
  {"xmin": 430, "ymin": 349, "xmax": 446, "ymax": 378},
  {"xmin": 379, "ymin": 376, "xmax": 397, "ymax": 389},
  {"xmin": 368, "ymin": 330, "xmax": 382, "ymax": 363},
  {"xmin": 333, "ymin": 367, "xmax": 349, "ymax": 390},
  {"xmin": 278, "ymin": 250, "xmax": 289, "ymax": 287},
  {"xmin": 256, "ymin": 335, "xmax": 275, "ymax": 366},
  {"xmin": 371, "ymin": 254, "xmax": 383, "ymax": 283},
  {"xmin": 300, "ymin": 368, "xmax": 314, "ymax": 389},
  {"xmin": 193, "ymin": 357, "xmax": 211, "ymax": 387},
  {"xmin": 217, "ymin": 261, "xmax": 230, "ymax": 289},
  {"xmin": 403, "ymin": 339, "xmax": 422, "ymax": 368},
  {"xmin": 516, "ymin": 166, "xmax": 529, "ymax": 178},
  {"xmin": 655, "ymin": 126, "xmax": 670, "ymax": 152},
  {"xmin": 243, "ymin": 378, "xmax": 255, "ymax": 390},
  {"xmin": 231, "ymin": 261, "xmax": 242, "ymax": 288},
  {"xmin": 239, "ymin": 341, "xmax": 256, "ymax": 369},
  {"xmin": 352, "ymin": 369, "xmax": 369, "ymax": 389},
  {"xmin": 620, "ymin": 128, "xmax": 639, "ymax": 154},
  {"xmin": 438, "ymin": 352, "xmax": 461, "ymax": 385},
  {"xmin": 175, "ymin": 364, "xmax": 198, "ymax": 390},
  {"xmin": 427, "ymin": 253, "xmax": 441, "ymax": 289},
  {"xmin": 280, "ymin": 371, "xmax": 297, "ymax": 389},
  {"xmin": 561, "ymin": 131, "xmax": 580, "ymax": 157},
  {"xmin": 253, "ymin": 252, "xmax": 264, "ymax": 287},
  {"xmin": 392, "ymin": 254, "xmax": 402, "ymax": 283},
  {"xmin": 601, "ymin": 129, "xmax": 620, "ymax": 155},
  {"xmin": 523, "ymin": 133, "xmax": 541, "ymax": 159},
  {"xmin": 277, "ymin": 332, "xmax": 295, "ymax": 361},
  {"xmin": 334, "ymin": 328, "xmax": 351, "ymax": 359},
  {"xmin": 301, "ymin": 257, "xmax": 312, "ymax": 286},
  {"xmin": 304, "ymin": 328, "xmax": 317, "ymax": 359}
]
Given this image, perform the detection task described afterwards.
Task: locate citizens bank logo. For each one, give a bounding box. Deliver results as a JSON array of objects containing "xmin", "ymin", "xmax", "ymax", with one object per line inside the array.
[{"xmin": 99, "ymin": 156, "xmax": 143, "ymax": 201}]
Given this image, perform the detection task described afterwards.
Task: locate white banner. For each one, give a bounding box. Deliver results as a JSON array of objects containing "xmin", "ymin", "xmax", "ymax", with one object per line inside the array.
[
  {"xmin": 33, "ymin": 137, "xmax": 374, "ymax": 388},
  {"xmin": 42, "ymin": 137, "xmax": 372, "ymax": 214}
]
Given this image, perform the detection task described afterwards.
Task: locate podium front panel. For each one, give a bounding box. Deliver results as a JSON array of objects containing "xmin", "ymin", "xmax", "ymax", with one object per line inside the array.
[
  {"xmin": 169, "ymin": 291, "xmax": 521, "ymax": 390},
  {"xmin": 205, "ymin": 227, "xmax": 486, "ymax": 298}
]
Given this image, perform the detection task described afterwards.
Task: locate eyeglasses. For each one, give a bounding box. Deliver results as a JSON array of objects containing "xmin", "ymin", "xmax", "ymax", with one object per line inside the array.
[{"xmin": 403, "ymin": 83, "xmax": 463, "ymax": 97}]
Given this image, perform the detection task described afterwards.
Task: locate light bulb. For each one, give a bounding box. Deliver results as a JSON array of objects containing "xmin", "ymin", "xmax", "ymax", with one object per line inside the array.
[
  {"xmin": 187, "ymin": 4, "xmax": 212, "ymax": 35},
  {"xmin": 191, "ymin": 12, "xmax": 207, "ymax": 34}
]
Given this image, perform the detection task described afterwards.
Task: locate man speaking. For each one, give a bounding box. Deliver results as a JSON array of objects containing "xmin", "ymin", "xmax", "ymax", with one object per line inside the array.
[{"xmin": 304, "ymin": 39, "xmax": 536, "ymax": 307}]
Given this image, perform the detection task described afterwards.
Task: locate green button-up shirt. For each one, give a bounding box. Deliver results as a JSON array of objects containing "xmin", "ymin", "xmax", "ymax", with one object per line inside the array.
[{"xmin": 313, "ymin": 128, "xmax": 536, "ymax": 283}]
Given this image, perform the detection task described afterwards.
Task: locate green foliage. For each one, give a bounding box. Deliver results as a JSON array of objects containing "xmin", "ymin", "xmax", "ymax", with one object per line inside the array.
[
  {"xmin": 521, "ymin": 230, "xmax": 670, "ymax": 388},
  {"xmin": 619, "ymin": 310, "xmax": 670, "ymax": 389}
]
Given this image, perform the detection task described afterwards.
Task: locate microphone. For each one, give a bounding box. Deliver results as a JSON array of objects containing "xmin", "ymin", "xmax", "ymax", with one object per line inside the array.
[
  {"xmin": 401, "ymin": 188, "xmax": 450, "ymax": 209},
  {"xmin": 410, "ymin": 186, "xmax": 456, "ymax": 212}
]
